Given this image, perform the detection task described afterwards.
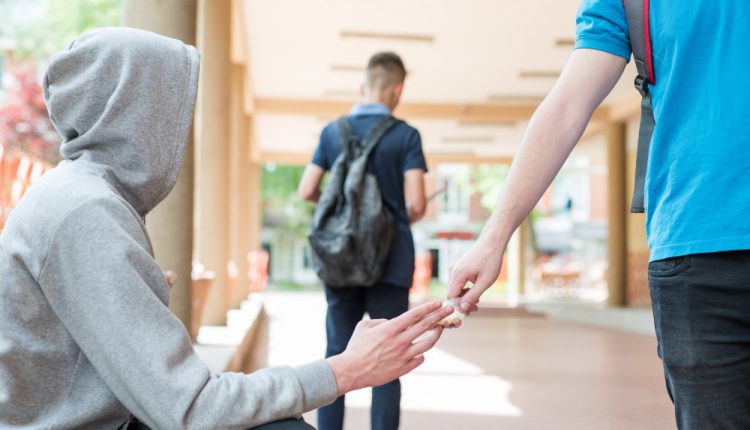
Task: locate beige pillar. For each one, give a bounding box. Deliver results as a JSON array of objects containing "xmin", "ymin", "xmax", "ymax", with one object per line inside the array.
[
  {"xmin": 121, "ymin": 0, "xmax": 197, "ymax": 331},
  {"xmin": 194, "ymin": 0, "xmax": 232, "ymax": 325},
  {"xmin": 517, "ymin": 218, "xmax": 530, "ymax": 296},
  {"xmin": 607, "ymin": 122, "xmax": 628, "ymax": 307},
  {"xmin": 248, "ymin": 163, "xmax": 263, "ymax": 260},
  {"xmin": 625, "ymin": 119, "xmax": 651, "ymax": 307},
  {"xmin": 228, "ymin": 65, "xmax": 252, "ymax": 308}
]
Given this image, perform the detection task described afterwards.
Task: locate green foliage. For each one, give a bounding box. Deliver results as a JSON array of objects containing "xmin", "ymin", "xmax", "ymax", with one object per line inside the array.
[
  {"xmin": 456, "ymin": 163, "xmax": 510, "ymax": 211},
  {"xmin": 4, "ymin": 0, "xmax": 121, "ymax": 59},
  {"xmin": 262, "ymin": 163, "xmax": 315, "ymax": 235},
  {"xmin": 474, "ymin": 164, "xmax": 509, "ymax": 210}
]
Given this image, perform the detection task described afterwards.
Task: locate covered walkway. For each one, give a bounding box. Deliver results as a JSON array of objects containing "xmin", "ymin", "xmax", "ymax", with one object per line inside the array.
[{"xmin": 264, "ymin": 292, "xmax": 674, "ymax": 429}]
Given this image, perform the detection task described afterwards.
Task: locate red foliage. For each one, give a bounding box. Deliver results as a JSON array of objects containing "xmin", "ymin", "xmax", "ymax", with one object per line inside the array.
[{"xmin": 0, "ymin": 62, "xmax": 61, "ymax": 164}]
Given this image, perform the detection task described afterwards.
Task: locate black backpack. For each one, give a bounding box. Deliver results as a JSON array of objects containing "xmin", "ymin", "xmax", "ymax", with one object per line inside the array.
[{"xmin": 308, "ymin": 116, "xmax": 399, "ymax": 287}]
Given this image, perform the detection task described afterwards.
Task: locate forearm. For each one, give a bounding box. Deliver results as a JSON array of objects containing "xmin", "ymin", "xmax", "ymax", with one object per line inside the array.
[
  {"xmin": 482, "ymin": 96, "xmax": 591, "ymax": 246},
  {"xmin": 186, "ymin": 360, "xmax": 338, "ymax": 428}
]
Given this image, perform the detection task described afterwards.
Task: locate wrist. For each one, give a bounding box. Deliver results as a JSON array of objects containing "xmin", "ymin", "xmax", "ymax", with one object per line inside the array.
[
  {"xmin": 327, "ymin": 354, "xmax": 356, "ymax": 396},
  {"xmin": 480, "ymin": 224, "xmax": 511, "ymax": 249}
]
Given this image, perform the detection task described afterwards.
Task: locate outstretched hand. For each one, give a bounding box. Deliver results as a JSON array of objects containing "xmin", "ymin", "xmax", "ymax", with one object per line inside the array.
[
  {"xmin": 327, "ymin": 301, "xmax": 453, "ymax": 395},
  {"xmin": 447, "ymin": 236, "xmax": 504, "ymax": 315}
]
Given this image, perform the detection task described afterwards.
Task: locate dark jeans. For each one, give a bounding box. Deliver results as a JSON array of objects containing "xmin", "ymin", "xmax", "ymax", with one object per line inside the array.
[
  {"xmin": 249, "ymin": 418, "xmax": 316, "ymax": 429},
  {"xmin": 318, "ymin": 284, "xmax": 410, "ymax": 430},
  {"xmin": 649, "ymin": 250, "xmax": 750, "ymax": 429}
]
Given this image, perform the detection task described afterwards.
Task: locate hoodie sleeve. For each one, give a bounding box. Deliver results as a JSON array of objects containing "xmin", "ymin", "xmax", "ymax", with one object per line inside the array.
[{"xmin": 37, "ymin": 198, "xmax": 338, "ymax": 429}]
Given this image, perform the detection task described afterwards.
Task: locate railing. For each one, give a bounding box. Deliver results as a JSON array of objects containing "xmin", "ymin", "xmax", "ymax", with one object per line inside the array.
[{"xmin": 0, "ymin": 143, "xmax": 52, "ymax": 229}]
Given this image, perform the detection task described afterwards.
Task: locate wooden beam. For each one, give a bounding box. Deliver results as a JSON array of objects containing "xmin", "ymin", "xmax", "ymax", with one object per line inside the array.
[
  {"xmin": 253, "ymin": 151, "xmax": 310, "ymax": 165},
  {"xmin": 427, "ymin": 153, "xmax": 512, "ymax": 166},
  {"xmin": 250, "ymin": 150, "xmax": 513, "ymax": 167},
  {"xmin": 340, "ymin": 30, "xmax": 434, "ymax": 43},
  {"xmin": 230, "ymin": 0, "xmax": 246, "ymax": 64},
  {"xmin": 606, "ymin": 93, "xmax": 641, "ymax": 122},
  {"xmin": 254, "ymin": 97, "xmax": 612, "ymax": 123}
]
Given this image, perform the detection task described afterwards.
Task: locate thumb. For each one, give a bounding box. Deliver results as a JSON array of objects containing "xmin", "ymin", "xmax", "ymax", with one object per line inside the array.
[
  {"xmin": 447, "ymin": 271, "xmax": 473, "ymax": 300},
  {"xmin": 460, "ymin": 274, "xmax": 494, "ymax": 313}
]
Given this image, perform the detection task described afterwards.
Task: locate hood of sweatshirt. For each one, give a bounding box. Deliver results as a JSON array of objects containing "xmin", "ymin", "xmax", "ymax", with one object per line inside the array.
[{"xmin": 42, "ymin": 27, "xmax": 200, "ymax": 216}]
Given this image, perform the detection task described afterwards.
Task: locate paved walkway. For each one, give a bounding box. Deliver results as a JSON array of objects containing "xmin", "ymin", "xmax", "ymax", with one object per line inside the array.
[{"xmin": 263, "ymin": 291, "xmax": 675, "ymax": 429}]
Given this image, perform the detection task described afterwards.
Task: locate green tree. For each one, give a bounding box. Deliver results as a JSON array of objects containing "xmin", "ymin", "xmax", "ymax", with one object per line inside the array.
[
  {"xmin": 262, "ymin": 164, "xmax": 315, "ymax": 235},
  {"xmin": 3, "ymin": 0, "xmax": 120, "ymax": 60}
]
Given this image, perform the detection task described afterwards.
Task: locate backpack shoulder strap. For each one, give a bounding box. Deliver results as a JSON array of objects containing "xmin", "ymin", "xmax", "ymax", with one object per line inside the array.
[
  {"xmin": 360, "ymin": 116, "xmax": 399, "ymax": 158},
  {"xmin": 335, "ymin": 116, "xmax": 356, "ymax": 158},
  {"xmin": 623, "ymin": 0, "xmax": 655, "ymax": 213}
]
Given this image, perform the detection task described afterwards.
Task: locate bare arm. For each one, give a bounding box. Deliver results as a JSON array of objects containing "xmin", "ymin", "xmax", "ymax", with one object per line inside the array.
[
  {"xmin": 448, "ymin": 49, "xmax": 627, "ymax": 310},
  {"xmin": 298, "ymin": 163, "xmax": 326, "ymax": 203},
  {"xmin": 404, "ymin": 168, "xmax": 426, "ymax": 223}
]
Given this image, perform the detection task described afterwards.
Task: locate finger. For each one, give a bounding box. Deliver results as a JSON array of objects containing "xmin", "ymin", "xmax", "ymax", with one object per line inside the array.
[
  {"xmin": 459, "ymin": 271, "xmax": 495, "ymax": 312},
  {"xmin": 401, "ymin": 354, "xmax": 426, "ymax": 375},
  {"xmin": 387, "ymin": 301, "xmax": 443, "ymax": 333},
  {"xmin": 446, "ymin": 273, "xmax": 470, "ymax": 299},
  {"xmin": 406, "ymin": 327, "xmax": 443, "ymax": 357},
  {"xmin": 462, "ymin": 303, "xmax": 480, "ymax": 317},
  {"xmin": 400, "ymin": 305, "xmax": 453, "ymax": 341},
  {"xmin": 460, "ymin": 290, "xmax": 482, "ymax": 313}
]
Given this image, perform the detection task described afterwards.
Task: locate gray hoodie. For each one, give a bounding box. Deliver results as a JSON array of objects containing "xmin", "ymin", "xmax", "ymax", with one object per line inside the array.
[{"xmin": 0, "ymin": 27, "xmax": 336, "ymax": 429}]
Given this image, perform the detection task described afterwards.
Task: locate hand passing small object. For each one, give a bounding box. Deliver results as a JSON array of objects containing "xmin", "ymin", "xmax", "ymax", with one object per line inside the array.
[{"xmin": 436, "ymin": 299, "xmax": 466, "ymax": 329}]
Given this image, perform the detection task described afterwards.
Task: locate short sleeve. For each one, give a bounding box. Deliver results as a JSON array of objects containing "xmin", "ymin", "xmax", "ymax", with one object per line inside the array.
[
  {"xmin": 575, "ymin": 0, "xmax": 631, "ymax": 61},
  {"xmin": 402, "ymin": 128, "xmax": 428, "ymax": 173},
  {"xmin": 311, "ymin": 124, "xmax": 335, "ymax": 171}
]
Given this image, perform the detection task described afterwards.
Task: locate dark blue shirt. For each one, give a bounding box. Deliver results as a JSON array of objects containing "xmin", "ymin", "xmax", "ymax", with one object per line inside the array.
[{"xmin": 311, "ymin": 103, "xmax": 428, "ymax": 288}]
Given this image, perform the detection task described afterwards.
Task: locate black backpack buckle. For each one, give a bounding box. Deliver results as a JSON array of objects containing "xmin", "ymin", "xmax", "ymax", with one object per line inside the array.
[{"xmin": 634, "ymin": 74, "xmax": 650, "ymax": 97}]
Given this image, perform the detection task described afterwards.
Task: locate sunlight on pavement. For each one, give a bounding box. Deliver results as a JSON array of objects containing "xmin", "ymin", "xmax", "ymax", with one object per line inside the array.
[{"xmin": 345, "ymin": 347, "xmax": 523, "ymax": 417}]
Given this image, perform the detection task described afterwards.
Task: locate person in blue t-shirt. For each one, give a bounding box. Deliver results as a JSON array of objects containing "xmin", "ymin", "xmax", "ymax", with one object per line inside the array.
[
  {"xmin": 447, "ymin": 1, "xmax": 750, "ymax": 427},
  {"xmin": 298, "ymin": 52, "xmax": 428, "ymax": 430}
]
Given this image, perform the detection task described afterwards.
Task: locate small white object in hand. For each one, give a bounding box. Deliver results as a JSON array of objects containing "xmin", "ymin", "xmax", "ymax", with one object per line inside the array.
[{"xmin": 437, "ymin": 298, "xmax": 465, "ymax": 329}]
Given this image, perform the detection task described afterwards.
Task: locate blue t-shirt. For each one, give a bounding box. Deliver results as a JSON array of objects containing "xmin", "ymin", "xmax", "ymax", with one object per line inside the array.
[
  {"xmin": 576, "ymin": 0, "xmax": 750, "ymax": 261},
  {"xmin": 312, "ymin": 103, "xmax": 428, "ymax": 288}
]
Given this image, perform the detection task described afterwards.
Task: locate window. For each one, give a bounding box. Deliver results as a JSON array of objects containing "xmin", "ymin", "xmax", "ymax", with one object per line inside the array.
[{"xmin": 436, "ymin": 164, "xmax": 470, "ymax": 222}]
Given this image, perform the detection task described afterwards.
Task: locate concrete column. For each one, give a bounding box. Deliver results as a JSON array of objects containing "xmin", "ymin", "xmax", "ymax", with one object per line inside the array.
[
  {"xmin": 229, "ymin": 65, "xmax": 252, "ymax": 309},
  {"xmin": 625, "ymin": 118, "xmax": 651, "ymax": 307},
  {"xmin": 607, "ymin": 122, "xmax": 628, "ymax": 307},
  {"xmin": 121, "ymin": 0, "xmax": 197, "ymax": 332},
  {"xmin": 507, "ymin": 218, "xmax": 530, "ymax": 304},
  {"xmin": 194, "ymin": 0, "xmax": 232, "ymax": 325},
  {"xmin": 248, "ymin": 159, "xmax": 263, "ymax": 263}
]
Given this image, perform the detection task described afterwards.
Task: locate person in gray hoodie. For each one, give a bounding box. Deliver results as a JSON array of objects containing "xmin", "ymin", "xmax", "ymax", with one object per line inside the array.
[{"xmin": 0, "ymin": 27, "xmax": 452, "ymax": 429}]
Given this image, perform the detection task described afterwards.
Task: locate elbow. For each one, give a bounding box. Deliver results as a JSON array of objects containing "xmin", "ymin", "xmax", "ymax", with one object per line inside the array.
[
  {"xmin": 413, "ymin": 204, "xmax": 426, "ymax": 219},
  {"xmin": 298, "ymin": 186, "xmax": 316, "ymax": 203},
  {"xmin": 408, "ymin": 202, "xmax": 426, "ymax": 222}
]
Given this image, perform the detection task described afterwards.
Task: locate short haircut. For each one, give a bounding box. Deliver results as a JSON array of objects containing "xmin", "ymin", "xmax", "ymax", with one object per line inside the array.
[{"xmin": 365, "ymin": 52, "xmax": 407, "ymax": 90}]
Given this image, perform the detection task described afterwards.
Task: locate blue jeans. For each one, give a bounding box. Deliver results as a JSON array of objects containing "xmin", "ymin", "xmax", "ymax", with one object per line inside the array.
[
  {"xmin": 317, "ymin": 284, "xmax": 410, "ymax": 430},
  {"xmin": 649, "ymin": 250, "xmax": 750, "ymax": 429}
]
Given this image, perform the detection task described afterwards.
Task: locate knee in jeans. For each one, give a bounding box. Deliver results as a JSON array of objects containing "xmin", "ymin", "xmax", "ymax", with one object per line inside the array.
[{"xmin": 660, "ymin": 343, "xmax": 709, "ymax": 379}]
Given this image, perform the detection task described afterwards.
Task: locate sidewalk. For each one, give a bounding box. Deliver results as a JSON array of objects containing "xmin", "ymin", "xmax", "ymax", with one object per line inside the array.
[{"xmin": 263, "ymin": 291, "xmax": 674, "ymax": 429}]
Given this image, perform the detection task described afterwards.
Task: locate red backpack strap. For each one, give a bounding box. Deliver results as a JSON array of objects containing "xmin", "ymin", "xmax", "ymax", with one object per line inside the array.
[{"xmin": 623, "ymin": 0, "xmax": 655, "ymax": 213}]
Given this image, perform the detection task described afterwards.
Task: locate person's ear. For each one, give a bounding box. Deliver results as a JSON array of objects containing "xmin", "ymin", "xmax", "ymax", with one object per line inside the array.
[
  {"xmin": 393, "ymin": 82, "xmax": 404, "ymax": 97},
  {"xmin": 359, "ymin": 83, "xmax": 366, "ymax": 97}
]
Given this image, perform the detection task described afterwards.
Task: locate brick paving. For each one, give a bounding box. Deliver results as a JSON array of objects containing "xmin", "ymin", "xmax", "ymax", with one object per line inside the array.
[{"xmin": 263, "ymin": 292, "xmax": 675, "ymax": 429}]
